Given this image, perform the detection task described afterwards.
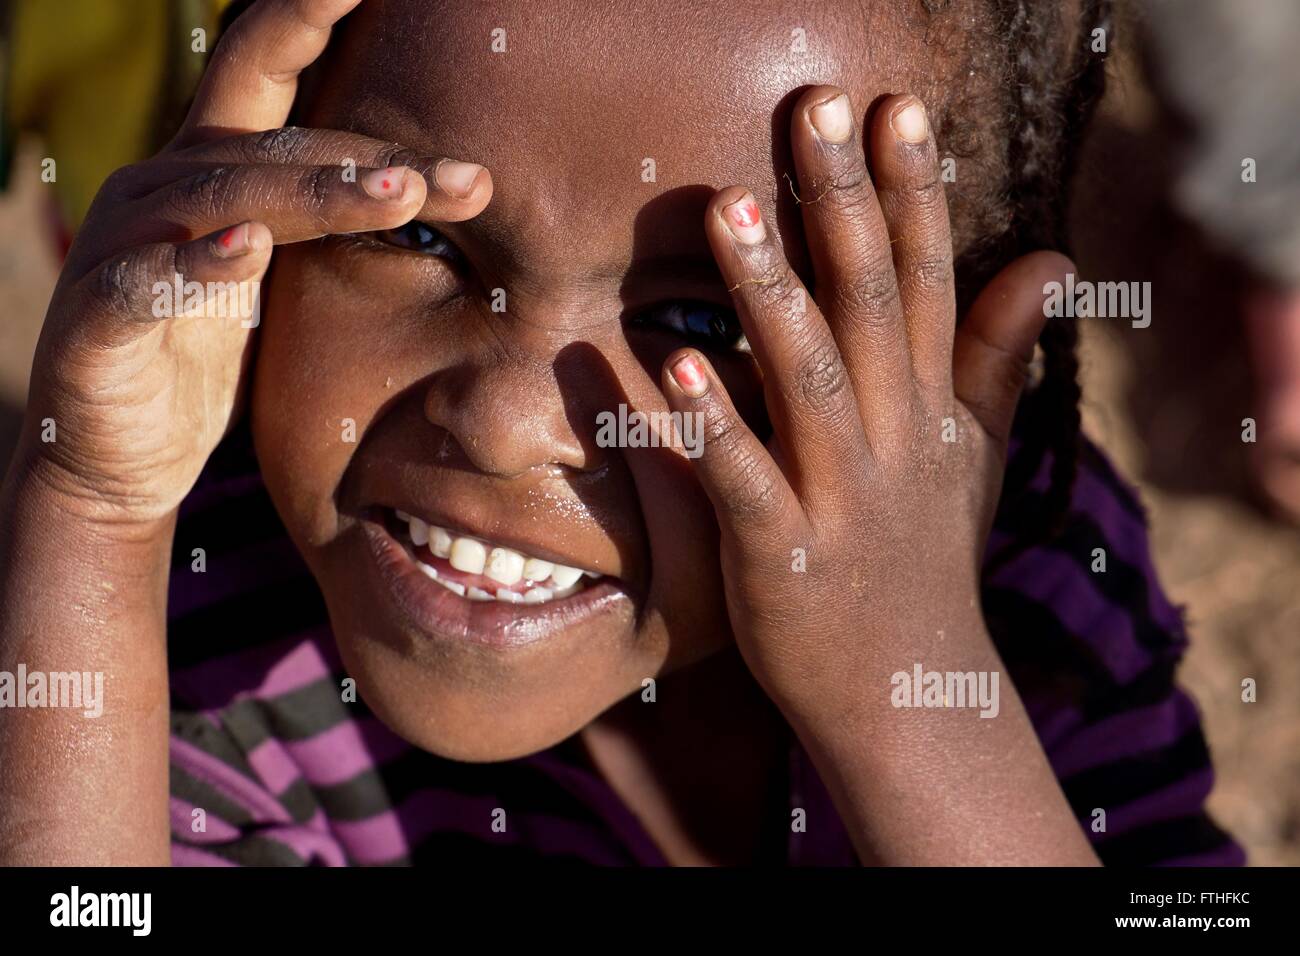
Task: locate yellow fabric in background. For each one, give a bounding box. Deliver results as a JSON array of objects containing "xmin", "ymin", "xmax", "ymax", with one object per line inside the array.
[{"xmin": 5, "ymin": 0, "xmax": 234, "ymax": 228}]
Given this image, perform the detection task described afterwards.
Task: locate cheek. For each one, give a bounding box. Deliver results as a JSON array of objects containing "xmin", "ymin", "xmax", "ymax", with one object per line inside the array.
[{"xmin": 251, "ymin": 246, "xmax": 412, "ymax": 547}]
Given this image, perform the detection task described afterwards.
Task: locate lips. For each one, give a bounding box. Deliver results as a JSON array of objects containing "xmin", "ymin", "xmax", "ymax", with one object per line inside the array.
[{"xmin": 357, "ymin": 510, "xmax": 632, "ymax": 649}]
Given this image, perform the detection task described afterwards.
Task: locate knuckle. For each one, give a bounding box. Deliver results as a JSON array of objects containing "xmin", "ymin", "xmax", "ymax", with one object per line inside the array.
[
  {"xmin": 835, "ymin": 258, "xmax": 900, "ymax": 321},
  {"xmin": 699, "ymin": 417, "xmax": 786, "ymax": 522},
  {"xmin": 787, "ymin": 338, "xmax": 850, "ymax": 412},
  {"xmin": 818, "ymin": 162, "xmax": 875, "ymax": 212},
  {"xmin": 298, "ymin": 165, "xmax": 336, "ymax": 212},
  {"xmin": 902, "ymin": 165, "xmax": 946, "ymax": 213},
  {"xmin": 376, "ymin": 145, "xmax": 427, "ymax": 174},
  {"xmin": 719, "ymin": 452, "xmax": 784, "ymax": 521},
  {"xmin": 169, "ymin": 165, "xmax": 239, "ymax": 221},
  {"xmin": 249, "ymin": 125, "xmax": 310, "ymax": 164},
  {"xmin": 747, "ymin": 260, "xmax": 805, "ymax": 314},
  {"xmin": 87, "ymin": 249, "xmax": 168, "ymax": 317},
  {"xmin": 907, "ymin": 252, "xmax": 954, "ymax": 296}
]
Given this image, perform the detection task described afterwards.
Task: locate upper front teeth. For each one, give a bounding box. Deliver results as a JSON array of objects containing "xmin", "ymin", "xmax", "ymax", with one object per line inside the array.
[
  {"xmin": 396, "ymin": 510, "xmax": 600, "ymax": 595},
  {"xmin": 449, "ymin": 538, "xmax": 487, "ymax": 575},
  {"xmin": 485, "ymin": 547, "xmax": 525, "ymax": 585}
]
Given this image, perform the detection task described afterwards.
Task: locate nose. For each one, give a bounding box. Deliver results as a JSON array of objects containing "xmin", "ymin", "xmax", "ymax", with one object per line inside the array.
[{"xmin": 421, "ymin": 307, "xmax": 638, "ymax": 479}]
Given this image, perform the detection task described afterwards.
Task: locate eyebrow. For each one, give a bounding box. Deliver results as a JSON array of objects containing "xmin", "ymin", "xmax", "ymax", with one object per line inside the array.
[{"xmin": 352, "ymin": 101, "xmax": 729, "ymax": 290}]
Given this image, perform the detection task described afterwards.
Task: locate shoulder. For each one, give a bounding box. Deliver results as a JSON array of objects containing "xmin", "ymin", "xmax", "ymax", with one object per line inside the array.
[{"xmin": 982, "ymin": 433, "xmax": 1243, "ymax": 865}]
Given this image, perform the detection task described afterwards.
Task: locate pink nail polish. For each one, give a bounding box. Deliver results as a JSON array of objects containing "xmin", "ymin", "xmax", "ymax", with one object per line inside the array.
[
  {"xmin": 213, "ymin": 223, "xmax": 250, "ymax": 257},
  {"xmin": 723, "ymin": 193, "xmax": 766, "ymax": 245},
  {"xmin": 671, "ymin": 353, "xmax": 710, "ymax": 398}
]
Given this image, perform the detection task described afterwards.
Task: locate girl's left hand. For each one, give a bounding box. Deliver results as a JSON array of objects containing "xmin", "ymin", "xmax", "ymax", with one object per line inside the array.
[{"xmin": 661, "ymin": 85, "xmax": 1070, "ymax": 731}]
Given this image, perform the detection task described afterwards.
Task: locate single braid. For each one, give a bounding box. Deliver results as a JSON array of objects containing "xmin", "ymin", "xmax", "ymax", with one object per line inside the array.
[{"xmin": 996, "ymin": 0, "xmax": 1113, "ymax": 542}]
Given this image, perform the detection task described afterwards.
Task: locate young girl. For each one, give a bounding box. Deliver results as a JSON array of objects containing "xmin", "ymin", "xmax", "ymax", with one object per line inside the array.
[{"xmin": 0, "ymin": 0, "xmax": 1242, "ymax": 866}]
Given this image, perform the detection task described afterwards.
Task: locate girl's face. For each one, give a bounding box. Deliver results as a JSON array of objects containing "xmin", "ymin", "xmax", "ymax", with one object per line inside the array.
[{"xmin": 251, "ymin": 0, "xmax": 977, "ymax": 759}]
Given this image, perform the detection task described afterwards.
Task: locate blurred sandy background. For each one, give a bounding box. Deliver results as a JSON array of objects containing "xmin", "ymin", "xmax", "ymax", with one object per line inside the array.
[{"xmin": 2, "ymin": 43, "xmax": 1297, "ymax": 866}]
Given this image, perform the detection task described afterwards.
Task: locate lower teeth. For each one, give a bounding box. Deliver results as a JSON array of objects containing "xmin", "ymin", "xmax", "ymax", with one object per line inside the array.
[{"xmin": 412, "ymin": 551, "xmax": 582, "ymax": 604}]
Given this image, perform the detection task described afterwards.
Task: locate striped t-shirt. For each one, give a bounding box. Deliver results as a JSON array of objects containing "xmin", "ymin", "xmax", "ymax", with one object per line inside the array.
[{"xmin": 166, "ymin": 417, "xmax": 1244, "ymax": 866}]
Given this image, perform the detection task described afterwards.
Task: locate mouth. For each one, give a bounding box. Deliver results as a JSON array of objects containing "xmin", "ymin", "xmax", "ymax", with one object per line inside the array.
[
  {"xmin": 388, "ymin": 508, "xmax": 602, "ymax": 604},
  {"xmin": 357, "ymin": 506, "xmax": 633, "ymax": 649}
]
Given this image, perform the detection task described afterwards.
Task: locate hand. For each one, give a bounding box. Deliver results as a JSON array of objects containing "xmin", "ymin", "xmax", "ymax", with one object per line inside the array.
[
  {"xmin": 661, "ymin": 85, "xmax": 1071, "ymax": 728},
  {"xmin": 17, "ymin": 0, "xmax": 492, "ymax": 526}
]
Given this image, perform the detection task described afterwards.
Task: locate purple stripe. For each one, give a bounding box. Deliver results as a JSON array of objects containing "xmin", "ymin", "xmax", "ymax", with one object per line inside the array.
[
  {"xmin": 282, "ymin": 715, "xmax": 409, "ymax": 789},
  {"xmin": 989, "ymin": 546, "xmax": 1155, "ymax": 682},
  {"xmin": 248, "ymin": 824, "xmax": 349, "ymax": 866},
  {"xmin": 1158, "ymin": 841, "xmax": 1248, "ymax": 867},
  {"xmin": 1101, "ymin": 766, "xmax": 1218, "ymax": 837},
  {"xmin": 169, "ymin": 796, "xmax": 243, "ymax": 842},
  {"xmin": 1045, "ymin": 691, "xmax": 1202, "ymax": 778},
  {"xmin": 170, "ymin": 628, "xmax": 339, "ymax": 709},
  {"xmin": 988, "ymin": 442, "xmax": 1187, "ymax": 643},
  {"xmin": 331, "ymin": 789, "xmax": 631, "ymax": 865},
  {"xmin": 246, "ymin": 738, "xmax": 305, "ymax": 797}
]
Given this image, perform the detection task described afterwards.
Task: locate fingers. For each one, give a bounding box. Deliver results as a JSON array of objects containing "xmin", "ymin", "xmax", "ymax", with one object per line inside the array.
[
  {"xmin": 136, "ymin": 162, "xmax": 431, "ymax": 245},
  {"xmin": 172, "ymin": 0, "xmax": 362, "ymax": 146},
  {"xmin": 661, "ymin": 349, "xmax": 802, "ymax": 548},
  {"xmin": 703, "ymin": 185, "xmax": 866, "ymax": 490},
  {"xmin": 954, "ymin": 251, "xmax": 1071, "ymax": 448},
  {"xmin": 160, "ymin": 128, "xmax": 492, "ymax": 220},
  {"xmin": 786, "ymin": 86, "xmax": 912, "ymax": 422},
  {"xmin": 869, "ymin": 94, "xmax": 956, "ymax": 391},
  {"xmin": 72, "ymin": 222, "xmax": 274, "ymax": 348}
]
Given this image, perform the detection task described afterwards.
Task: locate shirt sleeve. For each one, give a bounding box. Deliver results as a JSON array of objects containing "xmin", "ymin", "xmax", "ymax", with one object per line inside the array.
[
  {"xmin": 981, "ymin": 438, "xmax": 1245, "ymax": 866},
  {"xmin": 169, "ymin": 708, "xmax": 349, "ymax": 866}
]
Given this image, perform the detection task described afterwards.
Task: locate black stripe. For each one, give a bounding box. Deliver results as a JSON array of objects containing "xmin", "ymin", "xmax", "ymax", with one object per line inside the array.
[
  {"xmin": 406, "ymin": 829, "xmax": 625, "ymax": 867},
  {"xmin": 273, "ymin": 775, "xmax": 322, "ymax": 826},
  {"xmin": 183, "ymin": 831, "xmax": 311, "ymax": 867},
  {"xmin": 171, "ymin": 490, "xmax": 291, "ymax": 570},
  {"xmin": 169, "ymin": 763, "xmax": 259, "ymax": 830},
  {"xmin": 1091, "ymin": 815, "xmax": 1240, "ymax": 867},
  {"xmin": 1030, "ymin": 500, "xmax": 1182, "ymax": 657},
  {"xmin": 981, "ymin": 587, "xmax": 1182, "ymax": 721},
  {"xmin": 220, "ymin": 676, "xmax": 361, "ymax": 745},
  {"xmin": 1060, "ymin": 725, "xmax": 1213, "ymax": 815},
  {"xmin": 170, "ymin": 709, "xmax": 261, "ymax": 782},
  {"xmin": 312, "ymin": 747, "xmax": 609, "ymax": 827},
  {"xmin": 167, "ymin": 575, "xmax": 328, "ymax": 669}
]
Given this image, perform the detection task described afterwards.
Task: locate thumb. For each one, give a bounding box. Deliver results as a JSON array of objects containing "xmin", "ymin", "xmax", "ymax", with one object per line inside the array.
[{"xmin": 953, "ymin": 250, "xmax": 1074, "ymax": 447}]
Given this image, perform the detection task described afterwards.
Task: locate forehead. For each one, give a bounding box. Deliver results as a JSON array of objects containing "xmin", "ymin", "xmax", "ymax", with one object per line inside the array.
[{"xmin": 306, "ymin": 0, "xmax": 940, "ymax": 274}]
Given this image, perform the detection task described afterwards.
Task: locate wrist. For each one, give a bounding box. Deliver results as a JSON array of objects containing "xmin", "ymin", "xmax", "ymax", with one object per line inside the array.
[
  {"xmin": 2, "ymin": 447, "xmax": 178, "ymax": 554},
  {"xmin": 4, "ymin": 438, "xmax": 180, "ymax": 547}
]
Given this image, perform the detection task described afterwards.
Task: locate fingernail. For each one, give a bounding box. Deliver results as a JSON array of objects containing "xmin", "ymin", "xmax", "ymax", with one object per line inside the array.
[
  {"xmin": 722, "ymin": 193, "xmax": 766, "ymax": 245},
  {"xmin": 890, "ymin": 97, "xmax": 928, "ymax": 144},
  {"xmin": 362, "ymin": 166, "xmax": 410, "ymax": 200},
  {"xmin": 809, "ymin": 93, "xmax": 853, "ymax": 144},
  {"xmin": 671, "ymin": 353, "xmax": 710, "ymax": 398},
  {"xmin": 435, "ymin": 159, "xmax": 484, "ymax": 199},
  {"xmin": 213, "ymin": 223, "xmax": 250, "ymax": 258}
]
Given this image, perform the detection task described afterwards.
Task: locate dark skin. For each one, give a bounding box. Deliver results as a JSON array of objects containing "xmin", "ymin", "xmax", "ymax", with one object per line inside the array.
[{"xmin": 0, "ymin": 0, "xmax": 1098, "ymax": 864}]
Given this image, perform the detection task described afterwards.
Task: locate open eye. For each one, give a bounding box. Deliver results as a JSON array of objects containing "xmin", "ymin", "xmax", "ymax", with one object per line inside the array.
[
  {"xmin": 370, "ymin": 221, "xmax": 467, "ymax": 267},
  {"xmin": 632, "ymin": 300, "xmax": 750, "ymax": 352}
]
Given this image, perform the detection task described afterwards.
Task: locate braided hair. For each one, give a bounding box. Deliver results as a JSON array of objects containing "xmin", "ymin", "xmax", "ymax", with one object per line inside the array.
[
  {"xmin": 931, "ymin": 0, "xmax": 1114, "ymax": 547},
  {"xmin": 995, "ymin": 0, "xmax": 1113, "ymax": 541}
]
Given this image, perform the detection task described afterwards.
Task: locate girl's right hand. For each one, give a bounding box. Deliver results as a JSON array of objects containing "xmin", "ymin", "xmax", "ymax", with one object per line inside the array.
[{"xmin": 17, "ymin": 0, "xmax": 491, "ymax": 527}]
